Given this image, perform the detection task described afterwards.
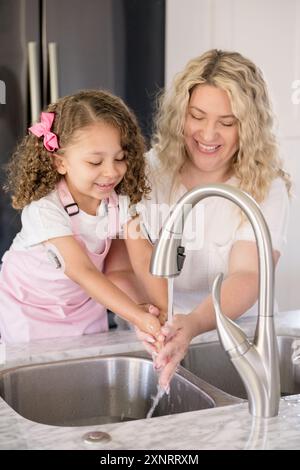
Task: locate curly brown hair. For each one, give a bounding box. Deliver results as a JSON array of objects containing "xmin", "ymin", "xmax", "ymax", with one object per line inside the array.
[{"xmin": 5, "ymin": 89, "xmax": 150, "ymax": 209}]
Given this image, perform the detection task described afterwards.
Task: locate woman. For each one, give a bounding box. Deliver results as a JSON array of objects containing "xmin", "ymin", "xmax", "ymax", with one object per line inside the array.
[{"xmin": 106, "ymin": 49, "xmax": 291, "ymax": 386}]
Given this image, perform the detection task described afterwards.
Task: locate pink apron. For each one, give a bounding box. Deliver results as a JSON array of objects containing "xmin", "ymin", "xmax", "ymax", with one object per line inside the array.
[{"xmin": 0, "ymin": 179, "xmax": 119, "ymax": 343}]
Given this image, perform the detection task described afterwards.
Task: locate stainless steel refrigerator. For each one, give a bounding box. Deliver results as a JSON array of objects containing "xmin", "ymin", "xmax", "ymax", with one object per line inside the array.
[{"xmin": 0, "ymin": 0, "xmax": 165, "ymax": 256}]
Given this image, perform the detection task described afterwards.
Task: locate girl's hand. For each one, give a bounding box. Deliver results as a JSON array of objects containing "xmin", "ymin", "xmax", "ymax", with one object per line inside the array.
[
  {"xmin": 153, "ymin": 314, "xmax": 195, "ymax": 390},
  {"xmin": 134, "ymin": 304, "xmax": 165, "ymax": 354}
]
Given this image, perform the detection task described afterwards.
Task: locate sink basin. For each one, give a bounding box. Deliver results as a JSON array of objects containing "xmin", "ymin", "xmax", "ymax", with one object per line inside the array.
[
  {"xmin": 182, "ymin": 335, "xmax": 300, "ymax": 399},
  {"xmin": 0, "ymin": 355, "xmax": 239, "ymax": 426}
]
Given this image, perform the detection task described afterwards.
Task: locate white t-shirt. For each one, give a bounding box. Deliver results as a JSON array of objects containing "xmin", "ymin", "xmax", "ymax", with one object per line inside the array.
[
  {"xmin": 140, "ymin": 150, "xmax": 290, "ymax": 316},
  {"xmin": 11, "ymin": 189, "xmax": 132, "ymax": 253}
]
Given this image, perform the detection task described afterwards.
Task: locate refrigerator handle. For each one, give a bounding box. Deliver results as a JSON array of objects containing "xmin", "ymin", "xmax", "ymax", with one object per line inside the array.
[
  {"xmin": 48, "ymin": 42, "xmax": 59, "ymax": 103},
  {"xmin": 28, "ymin": 42, "xmax": 42, "ymax": 124}
]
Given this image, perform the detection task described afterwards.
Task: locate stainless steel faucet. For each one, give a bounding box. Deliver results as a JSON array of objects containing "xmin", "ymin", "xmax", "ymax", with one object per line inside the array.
[{"xmin": 150, "ymin": 184, "xmax": 280, "ymax": 418}]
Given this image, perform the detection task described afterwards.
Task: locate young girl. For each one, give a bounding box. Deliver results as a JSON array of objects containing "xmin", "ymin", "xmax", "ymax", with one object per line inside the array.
[{"xmin": 0, "ymin": 90, "xmax": 167, "ymax": 343}]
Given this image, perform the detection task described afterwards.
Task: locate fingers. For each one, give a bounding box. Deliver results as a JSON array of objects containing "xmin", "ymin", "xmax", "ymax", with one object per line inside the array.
[
  {"xmin": 134, "ymin": 326, "xmax": 156, "ymax": 343},
  {"xmin": 146, "ymin": 304, "xmax": 167, "ymax": 326},
  {"xmin": 158, "ymin": 310, "xmax": 167, "ymax": 324},
  {"xmin": 138, "ymin": 303, "xmax": 159, "ymax": 316},
  {"xmin": 134, "ymin": 328, "xmax": 160, "ymax": 355},
  {"xmin": 148, "ymin": 315, "xmax": 164, "ymax": 338},
  {"xmin": 154, "ymin": 336, "xmax": 165, "ymax": 353},
  {"xmin": 155, "ymin": 341, "xmax": 185, "ymax": 390},
  {"xmin": 134, "ymin": 324, "xmax": 163, "ymax": 356},
  {"xmin": 135, "ymin": 309, "xmax": 168, "ymax": 355},
  {"xmin": 143, "ymin": 341, "xmax": 158, "ymax": 355},
  {"xmin": 160, "ymin": 322, "xmax": 177, "ymax": 342},
  {"xmin": 158, "ymin": 356, "xmax": 180, "ymax": 390},
  {"xmin": 150, "ymin": 314, "xmax": 192, "ymax": 392},
  {"xmin": 154, "ymin": 338, "xmax": 179, "ymax": 369},
  {"xmin": 148, "ymin": 304, "xmax": 160, "ymax": 316}
]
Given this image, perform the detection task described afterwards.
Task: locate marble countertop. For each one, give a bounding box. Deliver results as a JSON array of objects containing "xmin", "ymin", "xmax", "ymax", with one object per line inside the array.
[{"xmin": 1, "ymin": 310, "xmax": 300, "ymax": 450}]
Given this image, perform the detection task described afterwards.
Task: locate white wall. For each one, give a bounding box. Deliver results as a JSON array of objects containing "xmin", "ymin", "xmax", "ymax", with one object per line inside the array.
[{"xmin": 166, "ymin": 0, "xmax": 300, "ymax": 311}]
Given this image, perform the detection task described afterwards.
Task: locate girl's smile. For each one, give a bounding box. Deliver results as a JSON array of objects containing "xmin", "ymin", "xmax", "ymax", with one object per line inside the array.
[{"xmin": 93, "ymin": 181, "xmax": 117, "ymax": 192}]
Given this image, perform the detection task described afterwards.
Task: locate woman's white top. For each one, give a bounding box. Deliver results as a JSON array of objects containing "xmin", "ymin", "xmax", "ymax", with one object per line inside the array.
[
  {"xmin": 11, "ymin": 189, "xmax": 132, "ymax": 253},
  {"xmin": 139, "ymin": 150, "xmax": 290, "ymax": 316}
]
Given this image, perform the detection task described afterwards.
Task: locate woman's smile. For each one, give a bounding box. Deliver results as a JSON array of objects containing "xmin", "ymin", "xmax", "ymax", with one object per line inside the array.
[{"xmin": 194, "ymin": 140, "xmax": 222, "ymax": 155}]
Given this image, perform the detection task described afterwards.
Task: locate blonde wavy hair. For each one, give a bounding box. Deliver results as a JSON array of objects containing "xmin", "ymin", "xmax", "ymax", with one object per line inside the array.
[
  {"xmin": 152, "ymin": 49, "xmax": 291, "ymax": 202},
  {"xmin": 5, "ymin": 89, "xmax": 149, "ymax": 209}
]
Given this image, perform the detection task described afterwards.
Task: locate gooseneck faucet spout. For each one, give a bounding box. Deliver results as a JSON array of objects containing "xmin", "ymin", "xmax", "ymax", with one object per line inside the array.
[{"xmin": 150, "ymin": 184, "xmax": 280, "ymax": 417}]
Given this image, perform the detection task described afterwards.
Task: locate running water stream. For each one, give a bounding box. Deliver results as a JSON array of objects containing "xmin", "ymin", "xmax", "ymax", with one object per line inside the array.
[
  {"xmin": 146, "ymin": 385, "xmax": 166, "ymax": 418},
  {"xmin": 147, "ymin": 279, "xmax": 174, "ymax": 418}
]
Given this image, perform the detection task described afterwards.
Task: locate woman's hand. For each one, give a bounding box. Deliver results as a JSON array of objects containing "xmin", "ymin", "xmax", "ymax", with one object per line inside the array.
[{"xmin": 154, "ymin": 314, "xmax": 196, "ymax": 390}]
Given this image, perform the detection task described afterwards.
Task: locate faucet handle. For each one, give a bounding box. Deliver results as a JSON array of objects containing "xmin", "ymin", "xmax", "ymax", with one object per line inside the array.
[{"xmin": 212, "ymin": 273, "xmax": 250, "ymax": 355}]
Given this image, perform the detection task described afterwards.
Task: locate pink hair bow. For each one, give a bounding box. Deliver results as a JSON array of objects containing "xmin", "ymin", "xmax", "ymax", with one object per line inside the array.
[{"xmin": 29, "ymin": 112, "xmax": 59, "ymax": 152}]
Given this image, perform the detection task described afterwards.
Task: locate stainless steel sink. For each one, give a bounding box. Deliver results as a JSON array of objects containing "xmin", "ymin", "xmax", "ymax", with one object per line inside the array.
[
  {"xmin": 0, "ymin": 355, "xmax": 239, "ymax": 427},
  {"xmin": 182, "ymin": 335, "xmax": 300, "ymax": 399}
]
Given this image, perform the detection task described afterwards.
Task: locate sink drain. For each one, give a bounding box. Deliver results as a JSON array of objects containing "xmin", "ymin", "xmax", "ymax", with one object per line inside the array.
[{"xmin": 82, "ymin": 431, "xmax": 111, "ymax": 444}]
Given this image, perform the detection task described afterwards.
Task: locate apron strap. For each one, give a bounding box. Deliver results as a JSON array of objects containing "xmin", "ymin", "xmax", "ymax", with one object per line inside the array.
[
  {"xmin": 57, "ymin": 178, "xmax": 80, "ymax": 234},
  {"xmin": 107, "ymin": 191, "xmax": 119, "ymax": 238}
]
